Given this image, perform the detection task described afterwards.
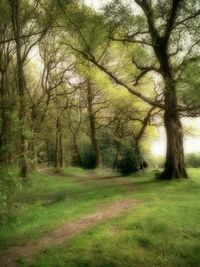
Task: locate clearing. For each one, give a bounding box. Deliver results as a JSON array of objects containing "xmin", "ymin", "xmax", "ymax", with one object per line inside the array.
[{"xmin": 0, "ymin": 168, "xmax": 200, "ymax": 266}]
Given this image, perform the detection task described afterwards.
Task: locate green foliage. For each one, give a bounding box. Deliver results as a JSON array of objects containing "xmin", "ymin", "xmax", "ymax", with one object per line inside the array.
[
  {"xmin": 116, "ymin": 145, "xmax": 138, "ymax": 174},
  {"xmin": 178, "ymin": 61, "xmax": 200, "ymax": 106},
  {"xmin": 186, "ymin": 153, "xmax": 200, "ymax": 168},
  {"xmin": 0, "ymin": 168, "xmax": 21, "ymax": 226},
  {"xmin": 0, "ymin": 0, "xmax": 10, "ymax": 22},
  {"xmin": 81, "ymin": 143, "xmax": 96, "ymax": 169}
]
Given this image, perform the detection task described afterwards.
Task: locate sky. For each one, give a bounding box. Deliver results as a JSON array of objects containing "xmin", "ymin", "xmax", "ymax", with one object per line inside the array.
[
  {"xmin": 84, "ymin": 0, "xmax": 109, "ymax": 9},
  {"xmin": 152, "ymin": 118, "xmax": 200, "ymax": 156}
]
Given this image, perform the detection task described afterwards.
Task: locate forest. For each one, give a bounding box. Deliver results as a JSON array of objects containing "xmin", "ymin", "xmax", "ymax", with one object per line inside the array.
[{"xmin": 0, "ymin": 0, "xmax": 200, "ymax": 266}]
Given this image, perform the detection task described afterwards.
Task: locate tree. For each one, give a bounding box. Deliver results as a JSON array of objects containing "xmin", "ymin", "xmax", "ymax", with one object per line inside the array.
[
  {"xmin": 58, "ymin": 0, "xmax": 200, "ymax": 179},
  {"xmin": 67, "ymin": 91, "xmax": 83, "ymax": 166},
  {"xmin": 110, "ymin": 94, "xmax": 157, "ymax": 170},
  {"xmin": 9, "ymin": 0, "xmax": 51, "ymax": 180},
  {"xmin": 10, "ymin": 0, "xmax": 28, "ymax": 181},
  {"xmin": 0, "ymin": 3, "xmax": 15, "ymax": 163}
]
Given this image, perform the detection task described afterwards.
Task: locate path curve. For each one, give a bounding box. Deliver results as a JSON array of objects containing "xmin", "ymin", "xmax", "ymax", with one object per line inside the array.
[{"xmin": 0, "ymin": 199, "xmax": 137, "ymax": 267}]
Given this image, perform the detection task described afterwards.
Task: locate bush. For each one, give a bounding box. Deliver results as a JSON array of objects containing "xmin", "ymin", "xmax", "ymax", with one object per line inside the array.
[
  {"xmin": 186, "ymin": 153, "xmax": 200, "ymax": 168},
  {"xmin": 116, "ymin": 146, "xmax": 139, "ymax": 174},
  {"xmin": 81, "ymin": 144, "xmax": 96, "ymax": 169},
  {"xmin": 0, "ymin": 168, "xmax": 21, "ymax": 225}
]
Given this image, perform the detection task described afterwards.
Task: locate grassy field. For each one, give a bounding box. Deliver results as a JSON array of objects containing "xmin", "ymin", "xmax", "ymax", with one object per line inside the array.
[{"xmin": 0, "ymin": 167, "xmax": 200, "ymax": 266}]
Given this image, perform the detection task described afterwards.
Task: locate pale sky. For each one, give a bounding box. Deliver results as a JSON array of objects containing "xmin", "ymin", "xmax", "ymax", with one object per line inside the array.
[
  {"xmin": 152, "ymin": 118, "xmax": 200, "ymax": 156},
  {"xmin": 84, "ymin": 0, "xmax": 110, "ymax": 9}
]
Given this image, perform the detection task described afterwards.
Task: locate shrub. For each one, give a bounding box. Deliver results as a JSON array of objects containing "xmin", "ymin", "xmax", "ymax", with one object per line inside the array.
[
  {"xmin": 186, "ymin": 153, "xmax": 200, "ymax": 168},
  {"xmin": 81, "ymin": 144, "xmax": 96, "ymax": 169},
  {"xmin": 0, "ymin": 168, "xmax": 21, "ymax": 225},
  {"xmin": 116, "ymin": 146, "xmax": 138, "ymax": 174}
]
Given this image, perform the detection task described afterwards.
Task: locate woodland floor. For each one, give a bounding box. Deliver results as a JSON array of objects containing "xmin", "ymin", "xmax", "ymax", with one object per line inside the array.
[{"xmin": 0, "ymin": 167, "xmax": 200, "ymax": 267}]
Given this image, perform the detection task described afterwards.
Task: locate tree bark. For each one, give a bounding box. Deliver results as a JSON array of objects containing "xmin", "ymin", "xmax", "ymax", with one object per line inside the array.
[
  {"xmin": 134, "ymin": 107, "xmax": 154, "ymax": 171},
  {"xmin": 72, "ymin": 137, "xmax": 82, "ymax": 166},
  {"xmin": 10, "ymin": 0, "xmax": 28, "ymax": 181},
  {"xmin": 113, "ymin": 143, "xmax": 120, "ymax": 169},
  {"xmin": 28, "ymin": 138, "xmax": 38, "ymax": 170},
  {"xmin": 0, "ymin": 108, "xmax": 12, "ymax": 164},
  {"xmin": 152, "ymin": 34, "xmax": 188, "ymax": 179},
  {"xmin": 0, "ymin": 48, "xmax": 12, "ymax": 163},
  {"xmin": 160, "ymin": 81, "xmax": 188, "ymax": 179},
  {"xmin": 0, "ymin": 71, "xmax": 12, "ymax": 163},
  {"xmin": 46, "ymin": 139, "xmax": 51, "ymax": 166},
  {"xmin": 55, "ymin": 116, "xmax": 64, "ymax": 168},
  {"xmin": 135, "ymin": 140, "xmax": 144, "ymax": 170},
  {"xmin": 59, "ymin": 132, "xmax": 64, "ymax": 168},
  {"xmin": 87, "ymin": 82, "xmax": 102, "ymax": 168}
]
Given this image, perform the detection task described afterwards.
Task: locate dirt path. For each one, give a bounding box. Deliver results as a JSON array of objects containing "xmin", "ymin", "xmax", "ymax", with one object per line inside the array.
[{"xmin": 0, "ymin": 199, "xmax": 137, "ymax": 267}]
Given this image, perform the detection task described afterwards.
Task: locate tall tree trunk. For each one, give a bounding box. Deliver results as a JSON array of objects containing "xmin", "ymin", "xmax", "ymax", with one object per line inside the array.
[
  {"xmin": 135, "ymin": 140, "xmax": 144, "ymax": 170},
  {"xmin": 0, "ymin": 69, "xmax": 12, "ymax": 163},
  {"xmin": 55, "ymin": 116, "xmax": 64, "ymax": 168},
  {"xmin": 11, "ymin": 0, "xmax": 28, "ymax": 181},
  {"xmin": 160, "ymin": 82, "xmax": 187, "ymax": 179},
  {"xmin": 0, "ymin": 109, "xmax": 12, "ymax": 163},
  {"xmin": 153, "ymin": 35, "xmax": 188, "ymax": 179},
  {"xmin": 28, "ymin": 137, "xmax": 38, "ymax": 170},
  {"xmin": 46, "ymin": 139, "xmax": 51, "ymax": 166},
  {"xmin": 59, "ymin": 132, "xmax": 64, "ymax": 168},
  {"xmin": 134, "ymin": 106, "xmax": 154, "ymax": 171},
  {"xmin": 113, "ymin": 147, "xmax": 120, "ymax": 169},
  {"xmin": 0, "ymin": 72, "xmax": 12, "ymax": 163},
  {"xmin": 72, "ymin": 137, "xmax": 82, "ymax": 166},
  {"xmin": 87, "ymin": 83, "xmax": 102, "ymax": 168}
]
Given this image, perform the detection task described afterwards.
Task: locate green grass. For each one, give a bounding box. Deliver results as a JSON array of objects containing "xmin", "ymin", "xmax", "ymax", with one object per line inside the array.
[
  {"xmin": 0, "ymin": 167, "xmax": 131, "ymax": 250},
  {"xmin": 1, "ymin": 168, "xmax": 200, "ymax": 266}
]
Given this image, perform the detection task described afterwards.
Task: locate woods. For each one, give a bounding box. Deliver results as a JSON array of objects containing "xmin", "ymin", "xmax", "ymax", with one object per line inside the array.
[
  {"xmin": 1, "ymin": 0, "xmax": 200, "ymax": 181},
  {"xmin": 1, "ymin": 1, "xmax": 200, "ymax": 266},
  {"xmin": 1, "ymin": 1, "xmax": 199, "ymax": 176}
]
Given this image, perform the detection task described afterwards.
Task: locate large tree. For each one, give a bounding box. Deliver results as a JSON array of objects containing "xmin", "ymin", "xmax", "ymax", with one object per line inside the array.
[{"xmin": 57, "ymin": 0, "xmax": 200, "ymax": 179}]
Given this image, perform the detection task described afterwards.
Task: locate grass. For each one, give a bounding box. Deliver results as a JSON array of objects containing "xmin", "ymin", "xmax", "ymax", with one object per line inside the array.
[
  {"xmin": 0, "ymin": 167, "xmax": 130, "ymax": 250},
  {"xmin": 1, "ymin": 167, "xmax": 200, "ymax": 266}
]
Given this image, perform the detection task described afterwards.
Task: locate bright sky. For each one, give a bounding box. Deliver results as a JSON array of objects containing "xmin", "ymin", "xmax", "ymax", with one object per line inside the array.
[
  {"xmin": 152, "ymin": 118, "xmax": 200, "ymax": 156},
  {"xmin": 84, "ymin": 0, "xmax": 110, "ymax": 9}
]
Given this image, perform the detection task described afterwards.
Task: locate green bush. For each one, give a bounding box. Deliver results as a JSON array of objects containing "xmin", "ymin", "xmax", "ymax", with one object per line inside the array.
[
  {"xmin": 0, "ymin": 168, "xmax": 21, "ymax": 225},
  {"xmin": 81, "ymin": 144, "xmax": 96, "ymax": 169},
  {"xmin": 186, "ymin": 153, "xmax": 200, "ymax": 168},
  {"xmin": 116, "ymin": 145, "xmax": 138, "ymax": 174}
]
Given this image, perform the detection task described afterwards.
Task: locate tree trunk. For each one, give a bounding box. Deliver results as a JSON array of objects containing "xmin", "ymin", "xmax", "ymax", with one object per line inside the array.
[
  {"xmin": 152, "ymin": 36, "xmax": 188, "ymax": 179},
  {"xmin": 134, "ymin": 107, "xmax": 154, "ymax": 171},
  {"xmin": 87, "ymin": 82, "xmax": 102, "ymax": 168},
  {"xmin": 28, "ymin": 138, "xmax": 38, "ymax": 170},
  {"xmin": 59, "ymin": 132, "xmax": 64, "ymax": 168},
  {"xmin": 160, "ymin": 110, "xmax": 187, "ymax": 179},
  {"xmin": 160, "ymin": 81, "xmax": 188, "ymax": 179},
  {"xmin": 0, "ymin": 109, "xmax": 12, "ymax": 164},
  {"xmin": 135, "ymin": 140, "xmax": 144, "ymax": 171},
  {"xmin": 92, "ymin": 136, "xmax": 102, "ymax": 168},
  {"xmin": 55, "ymin": 117, "xmax": 64, "ymax": 168},
  {"xmin": 0, "ymin": 69, "xmax": 12, "ymax": 164},
  {"xmin": 46, "ymin": 139, "xmax": 51, "ymax": 166},
  {"xmin": 11, "ymin": 0, "xmax": 28, "ymax": 181},
  {"xmin": 73, "ymin": 138, "xmax": 82, "ymax": 166},
  {"xmin": 112, "ymin": 141, "xmax": 121, "ymax": 169}
]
